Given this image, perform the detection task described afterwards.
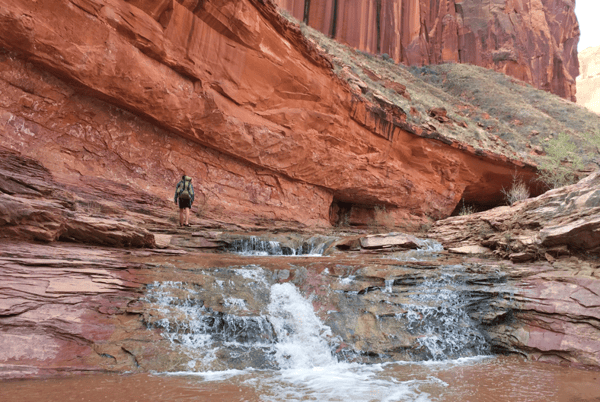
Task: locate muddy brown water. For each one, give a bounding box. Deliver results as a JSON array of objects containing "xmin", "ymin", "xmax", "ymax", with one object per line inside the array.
[{"xmin": 1, "ymin": 356, "xmax": 599, "ymax": 401}]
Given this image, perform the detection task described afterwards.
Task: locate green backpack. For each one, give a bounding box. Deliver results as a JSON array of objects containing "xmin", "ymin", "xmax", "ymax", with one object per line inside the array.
[{"xmin": 179, "ymin": 178, "xmax": 192, "ymax": 200}]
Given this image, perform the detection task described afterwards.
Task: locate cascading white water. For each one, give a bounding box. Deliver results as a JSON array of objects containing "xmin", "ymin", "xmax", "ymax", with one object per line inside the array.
[
  {"xmin": 145, "ymin": 269, "xmax": 439, "ymax": 401},
  {"xmin": 268, "ymin": 283, "xmax": 338, "ymax": 369},
  {"xmin": 229, "ymin": 236, "xmax": 330, "ymax": 256},
  {"xmin": 388, "ymin": 238, "xmax": 444, "ymax": 262},
  {"xmin": 392, "ymin": 267, "xmax": 491, "ymax": 360},
  {"xmin": 144, "ymin": 271, "xmax": 341, "ymax": 371}
]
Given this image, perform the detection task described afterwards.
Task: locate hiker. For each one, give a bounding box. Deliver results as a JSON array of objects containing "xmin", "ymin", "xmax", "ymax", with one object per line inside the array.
[{"xmin": 174, "ymin": 174, "xmax": 194, "ymax": 227}]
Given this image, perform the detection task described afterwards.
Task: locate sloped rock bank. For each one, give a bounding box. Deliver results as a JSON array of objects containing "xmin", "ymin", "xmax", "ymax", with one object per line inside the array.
[{"xmin": 429, "ymin": 171, "xmax": 600, "ymax": 261}]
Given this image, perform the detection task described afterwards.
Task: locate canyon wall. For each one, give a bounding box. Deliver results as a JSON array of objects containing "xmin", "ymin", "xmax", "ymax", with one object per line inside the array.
[
  {"xmin": 577, "ymin": 45, "xmax": 600, "ymax": 114},
  {"xmin": 276, "ymin": 0, "xmax": 580, "ymax": 101},
  {"xmin": 0, "ymin": 0, "xmax": 541, "ymax": 230}
]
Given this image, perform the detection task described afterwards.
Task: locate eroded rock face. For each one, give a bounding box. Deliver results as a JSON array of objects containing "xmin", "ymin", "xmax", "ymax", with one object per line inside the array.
[
  {"xmin": 577, "ymin": 45, "xmax": 600, "ymax": 114},
  {"xmin": 429, "ymin": 172, "xmax": 600, "ymax": 368},
  {"xmin": 429, "ymin": 171, "xmax": 600, "ymax": 260},
  {"xmin": 0, "ymin": 0, "xmax": 541, "ymax": 231},
  {"xmin": 0, "ymin": 242, "xmax": 153, "ymax": 378},
  {"xmin": 0, "ymin": 149, "xmax": 156, "ymax": 247},
  {"xmin": 489, "ymin": 259, "xmax": 600, "ymax": 368},
  {"xmin": 276, "ymin": 0, "xmax": 580, "ymax": 101}
]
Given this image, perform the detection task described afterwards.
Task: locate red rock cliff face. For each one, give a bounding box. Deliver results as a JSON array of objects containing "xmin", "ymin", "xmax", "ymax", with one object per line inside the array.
[
  {"xmin": 276, "ymin": 0, "xmax": 580, "ymax": 101},
  {"xmin": 0, "ymin": 0, "xmax": 538, "ymax": 230}
]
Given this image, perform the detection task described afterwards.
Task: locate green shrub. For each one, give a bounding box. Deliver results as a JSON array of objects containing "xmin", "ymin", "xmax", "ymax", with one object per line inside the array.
[{"xmin": 537, "ymin": 133, "xmax": 584, "ymax": 189}]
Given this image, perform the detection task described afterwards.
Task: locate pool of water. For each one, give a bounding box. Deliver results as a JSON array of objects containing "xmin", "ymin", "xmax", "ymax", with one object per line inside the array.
[{"xmin": 2, "ymin": 356, "xmax": 599, "ymax": 402}]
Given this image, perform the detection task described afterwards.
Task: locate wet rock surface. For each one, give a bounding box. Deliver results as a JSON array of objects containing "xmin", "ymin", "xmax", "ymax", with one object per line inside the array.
[
  {"xmin": 0, "ymin": 0, "xmax": 598, "ymax": 382},
  {"xmin": 431, "ymin": 171, "xmax": 600, "ymax": 368}
]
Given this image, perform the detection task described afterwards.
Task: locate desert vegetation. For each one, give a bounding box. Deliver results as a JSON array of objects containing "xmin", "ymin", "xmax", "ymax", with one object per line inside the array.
[
  {"xmin": 537, "ymin": 131, "xmax": 600, "ymax": 188},
  {"xmin": 501, "ymin": 174, "xmax": 530, "ymax": 205}
]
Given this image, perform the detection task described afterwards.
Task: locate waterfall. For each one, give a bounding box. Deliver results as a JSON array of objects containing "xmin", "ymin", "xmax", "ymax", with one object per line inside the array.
[
  {"xmin": 143, "ymin": 268, "xmax": 342, "ymax": 371},
  {"xmin": 145, "ymin": 262, "xmax": 494, "ymax": 367},
  {"xmin": 228, "ymin": 236, "xmax": 331, "ymax": 256},
  {"xmin": 268, "ymin": 283, "xmax": 338, "ymax": 368},
  {"xmin": 144, "ymin": 270, "xmax": 437, "ymax": 401},
  {"xmin": 390, "ymin": 266, "xmax": 492, "ymax": 360}
]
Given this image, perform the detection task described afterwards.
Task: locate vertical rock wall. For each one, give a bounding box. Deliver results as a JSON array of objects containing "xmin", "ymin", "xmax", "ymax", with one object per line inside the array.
[{"xmin": 276, "ymin": 0, "xmax": 580, "ymax": 101}]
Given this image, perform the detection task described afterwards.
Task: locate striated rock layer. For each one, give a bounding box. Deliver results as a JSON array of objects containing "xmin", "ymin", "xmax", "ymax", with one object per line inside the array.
[
  {"xmin": 2, "ymin": 236, "xmax": 599, "ymax": 377},
  {"xmin": 429, "ymin": 171, "xmax": 600, "ymax": 367},
  {"xmin": 0, "ymin": 0, "xmax": 539, "ymax": 231},
  {"xmin": 276, "ymin": 0, "xmax": 580, "ymax": 101},
  {"xmin": 429, "ymin": 171, "xmax": 600, "ymax": 261}
]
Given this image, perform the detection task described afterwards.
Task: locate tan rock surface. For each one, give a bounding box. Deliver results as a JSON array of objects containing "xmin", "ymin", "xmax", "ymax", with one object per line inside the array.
[
  {"xmin": 429, "ymin": 170, "xmax": 600, "ymax": 258},
  {"xmin": 359, "ymin": 233, "xmax": 420, "ymax": 249},
  {"xmin": 577, "ymin": 45, "xmax": 600, "ymax": 114}
]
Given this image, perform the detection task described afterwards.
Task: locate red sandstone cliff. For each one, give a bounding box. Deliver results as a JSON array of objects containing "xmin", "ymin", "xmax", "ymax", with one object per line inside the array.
[
  {"xmin": 0, "ymin": 0, "xmax": 546, "ymax": 234},
  {"xmin": 276, "ymin": 0, "xmax": 580, "ymax": 101}
]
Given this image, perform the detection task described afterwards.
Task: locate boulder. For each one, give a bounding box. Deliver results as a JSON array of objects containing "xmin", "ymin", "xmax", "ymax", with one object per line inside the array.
[
  {"xmin": 448, "ymin": 245, "xmax": 491, "ymax": 255},
  {"xmin": 359, "ymin": 233, "xmax": 420, "ymax": 249}
]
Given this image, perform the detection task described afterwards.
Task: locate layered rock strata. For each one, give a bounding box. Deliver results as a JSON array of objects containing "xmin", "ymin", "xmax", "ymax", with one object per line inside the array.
[
  {"xmin": 429, "ymin": 171, "xmax": 600, "ymax": 261},
  {"xmin": 0, "ymin": 242, "xmax": 163, "ymax": 378},
  {"xmin": 0, "ymin": 148, "xmax": 156, "ymax": 246},
  {"xmin": 2, "ymin": 234, "xmax": 598, "ymax": 377},
  {"xmin": 429, "ymin": 171, "xmax": 600, "ymax": 368},
  {"xmin": 0, "ymin": 0, "xmax": 540, "ymax": 230},
  {"xmin": 276, "ymin": 0, "xmax": 580, "ymax": 101}
]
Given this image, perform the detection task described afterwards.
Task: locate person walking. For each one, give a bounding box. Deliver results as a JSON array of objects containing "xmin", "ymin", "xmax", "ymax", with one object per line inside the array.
[{"xmin": 174, "ymin": 174, "xmax": 194, "ymax": 227}]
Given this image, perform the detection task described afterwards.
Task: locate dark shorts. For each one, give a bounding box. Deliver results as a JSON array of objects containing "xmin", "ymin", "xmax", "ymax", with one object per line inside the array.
[{"xmin": 178, "ymin": 198, "xmax": 191, "ymax": 209}]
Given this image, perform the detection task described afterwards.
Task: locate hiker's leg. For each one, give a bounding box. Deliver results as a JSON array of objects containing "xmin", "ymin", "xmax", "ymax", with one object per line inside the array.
[
  {"xmin": 179, "ymin": 208, "xmax": 184, "ymax": 226},
  {"xmin": 185, "ymin": 208, "xmax": 190, "ymax": 225}
]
